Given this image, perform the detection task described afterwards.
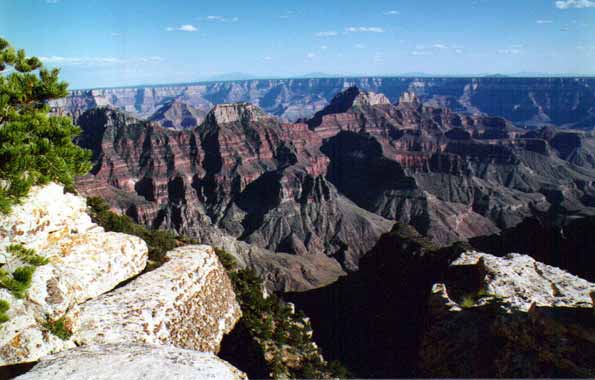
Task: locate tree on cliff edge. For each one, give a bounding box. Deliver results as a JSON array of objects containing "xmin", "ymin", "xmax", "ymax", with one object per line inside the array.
[{"xmin": 0, "ymin": 37, "xmax": 91, "ymax": 212}]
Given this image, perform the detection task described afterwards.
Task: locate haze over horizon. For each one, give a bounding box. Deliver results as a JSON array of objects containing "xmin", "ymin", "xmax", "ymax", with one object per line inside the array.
[{"xmin": 1, "ymin": 0, "xmax": 595, "ymax": 89}]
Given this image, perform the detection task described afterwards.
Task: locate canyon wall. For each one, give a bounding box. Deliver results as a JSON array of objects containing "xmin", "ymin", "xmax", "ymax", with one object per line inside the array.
[{"xmin": 52, "ymin": 77, "xmax": 595, "ymax": 129}]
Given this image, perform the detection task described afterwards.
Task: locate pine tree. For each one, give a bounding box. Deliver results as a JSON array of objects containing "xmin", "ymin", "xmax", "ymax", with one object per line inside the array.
[{"xmin": 0, "ymin": 37, "xmax": 92, "ymax": 213}]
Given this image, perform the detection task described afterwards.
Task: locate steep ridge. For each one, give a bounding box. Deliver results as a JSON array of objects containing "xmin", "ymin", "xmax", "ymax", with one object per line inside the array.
[
  {"xmin": 311, "ymin": 87, "xmax": 595, "ymax": 248},
  {"xmin": 148, "ymin": 99, "xmax": 207, "ymax": 129},
  {"xmin": 52, "ymin": 77, "xmax": 595, "ymax": 128},
  {"xmin": 75, "ymin": 105, "xmax": 393, "ymax": 290}
]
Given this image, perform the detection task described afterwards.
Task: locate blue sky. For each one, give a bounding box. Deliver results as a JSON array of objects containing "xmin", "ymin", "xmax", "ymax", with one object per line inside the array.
[{"xmin": 1, "ymin": 0, "xmax": 595, "ymax": 89}]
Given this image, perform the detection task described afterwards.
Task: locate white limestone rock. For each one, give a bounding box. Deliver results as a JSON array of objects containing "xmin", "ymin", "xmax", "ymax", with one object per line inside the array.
[
  {"xmin": 419, "ymin": 251, "xmax": 595, "ymax": 378},
  {"xmin": 453, "ymin": 251, "xmax": 594, "ymax": 311},
  {"xmin": 73, "ymin": 245, "xmax": 241, "ymax": 353},
  {"xmin": 0, "ymin": 183, "xmax": 148, "ymax": 365},
  {"xmin": 14, "ymin": 344, "xmax": 247, "ymax": 380}
]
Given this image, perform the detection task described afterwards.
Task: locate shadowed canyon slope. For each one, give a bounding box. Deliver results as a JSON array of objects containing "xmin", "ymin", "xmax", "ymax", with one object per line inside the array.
[
  {"xmin": 73, "ymin": 86, "xmax": 595, "ymax": 291},
  {"xmin": 54, "ymin": 77, "xmax": 595, "ymax": 129}
]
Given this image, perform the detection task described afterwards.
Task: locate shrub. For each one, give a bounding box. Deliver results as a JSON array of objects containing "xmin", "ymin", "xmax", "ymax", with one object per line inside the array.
[
  {"xmin": 7, "ymin": 244, "xmax": 49, "ymax": 266},
  {"xmin": 42, "ymin": 316, "xmax": 72, "ymax": 340},
  {"xmin": 0, "ymin": 300, "xmax": 9, "ymax": 324},
  {"xmin": 217, "ymin": 248, "xmax": 352, "ymax": 379},
  {"xmin": 460, "ymin": 294, "xmax": 476, "ymax": 309}
]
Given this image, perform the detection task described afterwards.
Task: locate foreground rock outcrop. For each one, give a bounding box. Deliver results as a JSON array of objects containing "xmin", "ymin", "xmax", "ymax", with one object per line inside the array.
[
  {"xmin": 14, "ymin": 344, "xmax": 246, "ymax": 380},
  {"xmin": 0, "ymin": 184, "xmax": 148, "ymax": 365},
  {"xmin": 74, "ymin": 245, "xmax": 241, "ymax": 352},
  {"xmin": 0, "ymin": 184, "xmax": 242, "ymax": 377},
  {"xmin": 418, "ymin": 251, "xmax": 595, "ymax": 378}
]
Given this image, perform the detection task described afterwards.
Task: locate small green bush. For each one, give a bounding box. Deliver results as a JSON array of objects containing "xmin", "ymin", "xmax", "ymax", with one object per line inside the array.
[
  {"xmin": 0, "ymin": 300, "xmax": 9, "ymax": 324},
  {"xmin": 460, "ymin": 294, "xmax": 476, "ymax": 309},
  {"xmin": 0, "ymin": 265, "xmax": 35, "ymax": 299},
  {"xmin": 7, "ymin": 244, "xmax": 49, "ymax": 266},
  {"xmin": 42, "ymin": 316, "xmax": 72, "ymax": 340}
]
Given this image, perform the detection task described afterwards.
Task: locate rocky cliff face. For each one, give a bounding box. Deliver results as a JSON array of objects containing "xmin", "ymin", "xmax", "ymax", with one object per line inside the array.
[
  {"xmin": 148, "ymin": 99, "xmax": 207, "ymax": 129},
  {"xmin": 52, "ymin": 77, "xmax": 595, "ymax": 128},
  {"xmin": 75, "ymin": 104, "xmax": 394, "ymax": 289},
  {"xmin": 418, "ymin": 251, "xmax": 595, "ymax": 378},
  {"xmin": 0, "ymin": 184, "xmax": 243, "ymax": 375},
  {"xmin": 73, "ymin": 86, "xmax": 595, "ymax": 291}
]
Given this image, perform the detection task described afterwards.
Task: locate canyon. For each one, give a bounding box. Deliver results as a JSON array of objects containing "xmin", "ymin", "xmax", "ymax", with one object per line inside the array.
[
  {"xmin": 52, "ymin": 77, "xmax": 595, "ymax": 129},
  {"xmin": 73, "ymin": 86, "xmax": 595, "ymax": 292}
]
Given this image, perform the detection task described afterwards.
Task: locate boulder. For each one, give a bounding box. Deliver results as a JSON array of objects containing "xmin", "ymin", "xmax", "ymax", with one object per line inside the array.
[
  {"xmin": 14, "ymin": 344, "xmax": 246, "ymax": 380},
  {"xmin": 73, "ymin": 245, "xmax": 241, "ymax": 353},
  {"xmin": 0, "ymin": 184, "xmax": 148, "ymax": 366},
  {"xmin": 418, "ymin": 251, "xmax": 595, "ymax": 378}
]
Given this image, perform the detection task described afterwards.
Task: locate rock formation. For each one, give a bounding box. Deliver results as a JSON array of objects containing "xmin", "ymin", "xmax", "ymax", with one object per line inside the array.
[
  {"xmin": 72, "ymin": 86, "xmax": 595, "ymax": 291},
  {"xmin": 0, "ymin": 184, "xmax": 243, "ymax": 376},
  {"xmin": 418, "ymin": 251, "xmax": 595, "ymax": 378},
  {"xmin": 0, "ymin": 183, "xmax": 148, "ymax": 365},
  {"xmin": 73, "ymin": 245, "xmax": 241, "ymax": 352},
  {"xmin": 13, "ymin": 344, "xmax": 246, "ymax": 380},
  {"xmin": 148, "ymin": 99, "xmax": 207, "ymax": 129},
  {"xmin": 74, "ymin": 104, "xmax": 393, "ymax": 290},
  {"xmin": 51, "ymin": 77, "xmax": 595, "ymax": 129}
]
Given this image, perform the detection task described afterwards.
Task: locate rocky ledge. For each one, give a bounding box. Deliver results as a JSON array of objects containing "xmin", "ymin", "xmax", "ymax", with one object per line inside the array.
[
  {"xmin": 0, "ymin": 183, "xmax": 148, "ymax": 365},
  {"xmin": 0, "ymin": 184, "xmax": 243, "ymax": 378},
  {"xmin": 73, "ymin": 245, "xmax": 241, "ymax": 352},
  {"xmin": 419, "ymin": 251, "xmax": 595, "ymax": 378},
  {"xmin": 14, "ymin": 344, "xmax": 246, "ymax": 380}
]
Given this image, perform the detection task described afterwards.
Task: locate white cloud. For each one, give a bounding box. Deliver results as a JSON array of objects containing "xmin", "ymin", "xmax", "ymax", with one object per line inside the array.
[
  {"xmin": 455, "ymin": 49, "xmax": 464, "ymax": 54},
  {"xmin": 316, "ymin": 31, "xmax": 338, "ymax": 37},
  {"xmin": 306, "ymin": 52, "xmax": 317, "ymax": 59},
  {"xmin": 536, "ymin": 19, "xmax": 553, "ymax": 23},
  {"xmin": 383, "ymin": 10, "xmax": 400, "ymax": 15},
  {"xmin": 433, "ymin": 43, "xmax": 448, "ymax": 49},
  {"xmin": 345, "ymin": 26, "xmax": 384, "ymax": 33},
  {"xmin": 206, "ymin": 16, "xmax": 239, "ymax": 22},
  {"xmin": 166, "ymin": 24, "xmax": 198, "ymax": 32},
  {"xmin": 320, "ymin": 45, "xmax": 328, "ymax": 50},
  {"xmin": 264, "ymin": 56, "xmax": 273, "ymax": 61},
  {"xmin": 555, "ymin": 0, "xmax": 595, "ymax": 8},
  {"xmin": 354, "ymin": 43, "xmax": 366, "ymax": 49},
  {"xmin": 45, "ymin": 0, "xmax": 60, "ymax": 3}
]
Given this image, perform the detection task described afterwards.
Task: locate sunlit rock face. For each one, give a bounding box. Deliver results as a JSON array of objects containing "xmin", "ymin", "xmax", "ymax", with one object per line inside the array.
[
  {"xmin": 0, "ymin": 183, "xmax": 148, "ymax": 366},
  {"xmin": 419, "ymin": 251, "xmax": 595, "ymax": 378},
  {"xmin": 0, "ymin": 185, "xmax": 241, "ymax": 368},
  {"xmin": 13, "ymin": 344, "xmax": 247, "ymax": 380},
  {"xmin": 73, "ymin": 85, "xmax": 595, "ymax": 292},
  {"xmin": 73, "ymin": 245, "xmax": 242, "ymax": 353}
]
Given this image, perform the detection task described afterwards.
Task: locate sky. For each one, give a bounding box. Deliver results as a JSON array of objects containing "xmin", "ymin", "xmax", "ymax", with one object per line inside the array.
[{"xmin": 1, "ymin": 0, "xmax": 595, "ymax": 89}]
